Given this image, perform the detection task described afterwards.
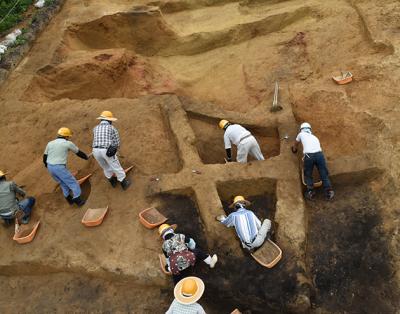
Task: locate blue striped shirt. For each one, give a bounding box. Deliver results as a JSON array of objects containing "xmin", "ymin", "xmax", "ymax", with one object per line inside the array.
[{"xmin": 221, "ymin": 207, "xmax": 261, "ymax": 244}]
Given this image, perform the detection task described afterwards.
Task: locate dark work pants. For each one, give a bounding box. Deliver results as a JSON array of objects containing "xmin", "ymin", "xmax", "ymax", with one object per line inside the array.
[
  {"xmin": 172, "ymin": 248, "xmax": 209, "ymax": 285},
  {"xmin": 304, "ymin": 152, "xmax": 332, "ymax": 190}
]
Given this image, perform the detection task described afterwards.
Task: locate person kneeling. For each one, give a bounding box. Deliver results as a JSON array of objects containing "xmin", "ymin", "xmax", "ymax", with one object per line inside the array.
[
  {"xmin": 216, "ymin": 196, "xmax": 271, "ymax": 252},
  {"xmin": 0, "ymin": 170, "xmax": 35, "ymax": 225},
  {"xmin": 159, "ymin": 224, "xmax": 218, "ymax": 285}
]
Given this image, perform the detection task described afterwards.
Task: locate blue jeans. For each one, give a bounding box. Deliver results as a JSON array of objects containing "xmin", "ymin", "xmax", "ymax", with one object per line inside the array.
[
  {"xmin": 1, "ymin": 197, "xmax": 35, "ymax": 224},
  {"xmin": 19, "ymin": 197, "xmax": 35, "ymax": 217},
  {"xmin": 47, "ymin": 164, "xmax": 81, "ymax": 198},
  {"xmin": 304, "ymin": 152, "xmax": 332, "ymax": 190}
]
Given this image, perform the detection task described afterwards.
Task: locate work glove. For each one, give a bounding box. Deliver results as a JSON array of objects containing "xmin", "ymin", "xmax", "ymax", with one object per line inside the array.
[
  {"xmin": 215, "ymin": 215, "xmax": 227, "ymax": 222},
  {"xmin": 187, "ymin": 238, "xmax": 196, "ymax": 250},
  {"xmin": 291, "ymin": 146, "xmax": 298, "ymax": 154}
]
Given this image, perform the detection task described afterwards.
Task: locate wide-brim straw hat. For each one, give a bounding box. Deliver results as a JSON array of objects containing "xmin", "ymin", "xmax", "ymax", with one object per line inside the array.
[
  {"xmin": 159, "ymin": 223, "xmax": 177, "ymax": 238},
  {"xmin": 229, "ymin": 196, "xmax": 251, "ymax": 208},
  {"xmin": 174, "ymin": 277, "xmax": 205, "ymax": 305}
]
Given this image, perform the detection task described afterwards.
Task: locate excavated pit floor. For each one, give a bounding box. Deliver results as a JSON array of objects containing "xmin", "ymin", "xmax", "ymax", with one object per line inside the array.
[
  {"xmin": 306, "ymin": 182, "xmax": 399, "ymax": 313},
  {"xmin": 155, "ymin": 193, "xmax": 300, "ymax": 313},
  {"xmin": 189, "ymin": 114, "xmax": 280, "ymax": 164}
]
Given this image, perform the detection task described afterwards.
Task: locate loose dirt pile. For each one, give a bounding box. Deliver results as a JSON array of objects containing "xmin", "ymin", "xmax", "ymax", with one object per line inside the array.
[
  {"xmin": 23, "ymin": 50, "xmax": 178, "ymax": 101},
  {"xmin": 0, "ymin": 0, "xmax": 399, "ymax": 313}
]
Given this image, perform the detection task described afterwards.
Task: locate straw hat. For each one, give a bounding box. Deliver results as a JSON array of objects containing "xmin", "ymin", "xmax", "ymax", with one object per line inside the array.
[
  {"xmin": 174, "ymin": 277, "xmax": 205, "ymax": 305},
  {"xmin": 229, "ymin": 195, "xmax": 251, "ymax": 208},
  {"xmin": 97, "ymin": 110, "xmax": 117, "ymax": 121},
  {"xmin": 158, "ymin": 223, "xmax": 177, "ymax": 238}
]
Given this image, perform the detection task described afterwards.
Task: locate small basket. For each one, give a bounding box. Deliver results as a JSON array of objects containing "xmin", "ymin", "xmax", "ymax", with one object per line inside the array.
[
  {"xmin": 332, "ymin": 71, "xmax": 353, "ymax": 85},
  {"xmin": 77, "ymin": 173, "xmax": 92, "ymax": 185},
  {"xmin": 82, "ymin": 207, "xmax": 109, "ymax": 227},
  {"xmin": 13, "ymin": 221, "xmax": 40, "ymax": 244},
  {"xmin": 138, "ymin": 207, "xmax": 168, "ymax": 229},
  {"xmin": 158, "ymin": 254, "xmax": 172, "ymax": 275},
  {"xmin": 251, "ymin": 239, "xmax": 282, "ymax": 268}
]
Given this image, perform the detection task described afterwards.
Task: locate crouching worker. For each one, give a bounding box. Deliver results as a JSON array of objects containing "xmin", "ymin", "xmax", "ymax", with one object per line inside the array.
[
  {"xmin": 0, "ymin": 170, "xmax": 35, "ymax": 225},
  {"xmin": 43, "ymin": 127, "xmax": 89, "ymax": 207},
  {"xmin": 216, "ymin": 196, "xmax": 271, "ymax": 252},
  {"xmin": 219, "ymin": 119, "xmax": 264, "ymax": 163},
  {"xmin": 159, "ymin": 224, "xmax": 218, "ymax": 285},
  {"xmin": 291, "ymin": 122, "xmax": 334, "ymax": 201}
]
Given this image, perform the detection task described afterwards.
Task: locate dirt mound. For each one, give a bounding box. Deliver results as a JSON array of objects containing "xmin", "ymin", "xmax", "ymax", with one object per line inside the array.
[
  {"xmin": 63, "ymin": 11, "xmax": 178, "ymax": 56},
  {"xmin": 22, "ymin": 49, "xmax": 178, "ymax": 101},
  {"xmin": 62, "ymin": 6, "xmax": 311, "ymax": 57}
]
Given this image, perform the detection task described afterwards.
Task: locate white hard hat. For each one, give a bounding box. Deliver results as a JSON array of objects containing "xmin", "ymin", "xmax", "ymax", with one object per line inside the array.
[{"xmin": 300, "ymin": 122, "xmax": 311, "ymax": 130}]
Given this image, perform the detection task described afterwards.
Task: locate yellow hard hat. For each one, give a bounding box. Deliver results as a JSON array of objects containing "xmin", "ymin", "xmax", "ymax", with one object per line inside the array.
[
  {"xmin": 233, "ymin": 196, "xmax": 245, "ymax": 203},
  {"xmin": 57, "ymin": 127, "xmax": 72, "ymax": 137},
  {"xmin": 158, "ymin": 223, "xmax": 172, "ymax": 237},
  {"xmin": 0, "ymin": 170, "xmax": 5, "ymax": 177},
  {"xmin": 182, "ymin": 278, "xmax": 198, "ymax": 297},
  {"xmin": 97, "ymin": 110, "xmax": 117, "ymax": 121},
  {"xmin": 174, "ymin": 277, "xmax": 205, "ymax": 304},
  {"xmin": 219, "ymin": 119, "xmax": 229, "ymax": 129},
  {"xmin": 229, "ymin": 195, "xmax": 251, "ymax": 208}
]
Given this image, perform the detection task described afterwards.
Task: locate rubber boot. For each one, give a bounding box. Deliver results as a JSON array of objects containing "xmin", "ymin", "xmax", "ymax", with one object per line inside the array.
[
  {"xmin": 108, "ymin": 176, "xmax": 117, "ymax": 188},
  {"xmin": 120, "ymin": 178, "xmax": 131, "ymax": 191},
  {"xmin": 72, "ymin": 196, "xmax": 85, "ymax": 207},
  {"xmin": 65, "ymin": 195, "xmax": 74, "ymax": 205}
]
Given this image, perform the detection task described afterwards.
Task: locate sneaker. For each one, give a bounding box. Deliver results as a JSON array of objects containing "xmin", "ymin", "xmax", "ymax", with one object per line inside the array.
[
  {"xmin": 21, "ymin": 215, "xmax": 30, "ymax": 224},
  {"xmin": 304, "ymin": 189, "xmax": 316, "ymax": 201},
  {"xmin": 72, "ymin": 196, "xmax": 85, "ymax": 207},
  {"xmin": 326, "ymin": 189, "xmax": 335, "ymax": 201},
  {"xmin": 108, "ymin": 176, "xmax": 117, "ymax": 188},
  {"xmin": 120, "ymin": 178, "xmax": 131, "ymax": 191},
  {"xmin": 65, "ymin": 195, "xmax": 74, "ymax": 205},
  {"xmin": 209, "ymin": 254, "xmax": 218, "ymax": 268}
]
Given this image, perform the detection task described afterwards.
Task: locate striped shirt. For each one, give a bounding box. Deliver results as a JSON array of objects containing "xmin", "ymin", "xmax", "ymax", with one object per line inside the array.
[
  {"xmin": 221, "ymin": 207, "xmax": 261, "ymax": 244},
  {"xmin": 166, "ymin": 299, "xmax": 206, "ymax": 314},
  {"xmin": 92, "ymin": 121, "xmax": 121, "ymax": 148}
]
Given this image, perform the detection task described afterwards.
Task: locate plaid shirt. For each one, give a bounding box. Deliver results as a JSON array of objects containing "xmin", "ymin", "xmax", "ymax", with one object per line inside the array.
[
  {"xmin": 166, "ymin": 299, "xmax": 206, "ymax": 314},
  {"xmin": 92, "ymin": 121, "xmax": 120, "ymax": 148}
]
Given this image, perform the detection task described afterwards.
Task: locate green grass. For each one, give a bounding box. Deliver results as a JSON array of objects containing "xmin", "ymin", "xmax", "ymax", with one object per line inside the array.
[{"xmin": 0, "ymin": 0, "xmax": 34, "ymax": 34}]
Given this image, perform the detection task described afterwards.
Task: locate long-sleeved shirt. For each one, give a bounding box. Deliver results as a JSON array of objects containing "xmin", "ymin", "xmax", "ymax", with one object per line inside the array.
[
  {"xmin": 0, "ymin": 180, "xmax": 26, "ymax": 214},
  {"xmin": 166, "ymin": 299, "xmax": 206, "ymax": 314},
  {"xmin": 44, "ymin": 138, "xmax": 79, "ymax": 165},
  {"xmin": 224, "ymin": 124, "xmax": 251, "ymax": 149},
  {"xmin": 221, "ymin": 207, "xmax": 261, "ymax": 245},
  {"xmin": 92, "ymin": 121, "xmax": 121, "ymax": 148}
]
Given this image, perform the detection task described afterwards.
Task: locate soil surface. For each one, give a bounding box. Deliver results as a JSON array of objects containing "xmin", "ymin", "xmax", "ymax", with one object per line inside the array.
[{"xmin": 0, "ymin": 0, "xmax": 400, "ymax": 313}]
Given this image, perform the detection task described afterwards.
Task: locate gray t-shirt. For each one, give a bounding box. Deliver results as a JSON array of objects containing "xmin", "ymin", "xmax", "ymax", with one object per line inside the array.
[{"xmin": 44, "ymin": 138, "xmax": 79, "ymax": 165}]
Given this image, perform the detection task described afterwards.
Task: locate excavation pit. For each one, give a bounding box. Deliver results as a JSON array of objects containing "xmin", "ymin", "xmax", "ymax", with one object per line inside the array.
[
  {"xmin": 306, "ymin": 182, "xmax": 399, "ymax": 313},
  {"xmin": 154, "ymin": 188, "xmax": 304, "ymax": 313},
  {"xmin": 188, "ymin": 114, "xmax": 280, "ymax": 164}
]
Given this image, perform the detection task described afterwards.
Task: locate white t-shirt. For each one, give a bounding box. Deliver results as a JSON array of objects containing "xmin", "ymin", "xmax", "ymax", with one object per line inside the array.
[
  {"xmin": 224, "ymin": 124, "xmax": 251, "ymax": 149},
  {"xmin": 295, "ymin": 131, "xmax": 322, "ymax": 153}
]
